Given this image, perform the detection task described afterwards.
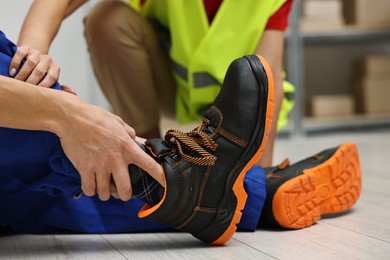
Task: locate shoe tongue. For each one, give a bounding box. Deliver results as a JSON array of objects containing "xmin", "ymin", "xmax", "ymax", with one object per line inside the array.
[
  {"xmin": 202, "ymin": 108, "xmax": 221, "ymax": 135},
  {"xmin": 204, "ymin": 107, "xmax": 221, "ymax": 125},
  {"xmin": 145, "ymin": 138, "xmax": 172, "ymax": 159}
]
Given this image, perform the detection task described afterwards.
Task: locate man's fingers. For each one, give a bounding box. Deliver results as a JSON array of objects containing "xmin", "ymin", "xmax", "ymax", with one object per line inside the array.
[
  {"xmin": 115, "ymin": 117, "xmax": 136, "ymax": 139},
  {"xmin": 80, "ymin": 170, "xmax": 97, "ymax": 197},
  {"xmin": 9, "ymin": 46, "xmax": 29, "ymax": 77},
  {"xmin": 96, "ymin": 170, "xmax": 111, "ymax": 201},
  {"xmin": 38, "ymin": 63, "xmax": 60, "ymax": 88},
  {"xmin": 15, "ymin": 51, "xmax": 40, "ymax": 81},
  {"xmin": 110, "ymin": 182, "xmax": 120, "ymax": 199},
  {"xmin": 135, "ymin": 136, "xmax": 146, "ymax": 144},
  {"xmin": 124, "ymin": 124, "xmax": 136, "ymax": 139},
  {"xmin": 26, "ymin": 57, "xmax": 51, "ymax": 85},
  {"xmin": 111, "ymin": 163, "xmax": 132, "ymax": 201},
  {"xmin": 10, "ymin": 46, "xmax": 61, "ymax": 86},
  {"xmin": 60, "ymin": 84, "xmax": 77, "ymax": 95},
  {"xmin": 132, "ymin": 144, "xmax": 165, "ymax": 187}
]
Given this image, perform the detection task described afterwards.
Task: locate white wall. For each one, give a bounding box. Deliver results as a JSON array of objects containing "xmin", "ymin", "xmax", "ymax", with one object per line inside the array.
[{"xmin": 0, "ymin": 0, "xmax": 111, "ymax": 110}]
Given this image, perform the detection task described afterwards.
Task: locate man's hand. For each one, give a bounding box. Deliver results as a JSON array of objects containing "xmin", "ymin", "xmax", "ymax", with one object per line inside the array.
[
  {"xmin": 9, "ymin": 45, "xmax": 60, "ymax": 87},
  {"xmin": 58, "ymin": 101, "xmax": 163, "ymax": 201}
]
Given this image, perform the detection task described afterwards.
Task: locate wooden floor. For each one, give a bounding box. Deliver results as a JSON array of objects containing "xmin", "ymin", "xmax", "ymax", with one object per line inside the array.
[{"xmin": 1, "ymin": 129, "xmax": 389, "ymax": 259}]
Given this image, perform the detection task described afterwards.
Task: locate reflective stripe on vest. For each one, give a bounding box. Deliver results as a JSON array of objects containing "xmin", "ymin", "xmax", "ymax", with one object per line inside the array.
[{"xmin": 172, "ymin": 59, "xmax": 220, "ymax": 88}]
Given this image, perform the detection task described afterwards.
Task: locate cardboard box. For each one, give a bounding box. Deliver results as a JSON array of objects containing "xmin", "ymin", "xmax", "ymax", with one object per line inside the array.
[
  {"xmin": 363, "ymin": 55, "xmax": 390, "ymax": 73},
  {"xmin": 361, "ymin": 70, "xmax": 390, "ymax": 81},
  {"xmin": 355, "ymin": 55, "xmax": 390, "ymax": 80},
  {"xmin": 343, "ymin": 0, "xmax": 390, "ymax": 29},
  {"xmin": 300, "ymin": 17, "xmax": 345, "ymax": 31},
  {"xmin": 355, "ymin": 78, "xmax": 390, "ymax": 114},
  {"xmin": 303, "ymin": 0, "xmax": 344, "ymax": 18},
  {"xmin": 301, "ymin": 0, "xmax": 345, "ymax": 31},
  {"xmin": 308, "ymin": 95, "xmax": 355, "ymax": 117}
]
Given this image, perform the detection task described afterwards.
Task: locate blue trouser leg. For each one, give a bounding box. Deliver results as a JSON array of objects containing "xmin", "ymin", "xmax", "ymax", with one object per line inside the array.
[
  {"xmin": 0, "ymin": 131, "xmax": 169, "ymax": 233},
  {"xmin": 0, "ymin": 30, "xmax": 266, "ymax": 233}
]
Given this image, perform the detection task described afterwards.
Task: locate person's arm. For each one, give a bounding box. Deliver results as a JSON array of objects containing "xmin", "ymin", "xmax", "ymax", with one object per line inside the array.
[
  {"xmin": 65, "ymin": 0, "xmax": 89, "ymax": 18},
  {"xmin": 254, "ymin": 0, "xmax": 292, "ymax": 167},
  {"xmin": 17, "ymin": 0, "xmax": 87, "ymax": 53},
  {"xmin": 255, "ymin": 30, "xmax": 285, "ymax": 167},
  {"xmin": 0, "ymin": 75, "xmax": 164, "ymax": 201},
  {"xmin": 9, "ymin": 0, "xmax": 88, "ymax": 86}
]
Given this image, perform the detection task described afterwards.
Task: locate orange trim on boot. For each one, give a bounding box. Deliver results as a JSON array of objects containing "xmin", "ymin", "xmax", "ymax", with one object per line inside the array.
[
  {"xmin": 138, "ymin": 146, "xmax": 167, "ymax": 218},
  {"xmin": 211, "ymin": 55, "xmax": 275, "ymax": 245}
]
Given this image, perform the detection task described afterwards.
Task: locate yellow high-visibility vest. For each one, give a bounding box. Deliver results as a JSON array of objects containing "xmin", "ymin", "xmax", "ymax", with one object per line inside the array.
[{"xmin": 130, "ymin": 0, "xmax": 293, "ymax": 128}]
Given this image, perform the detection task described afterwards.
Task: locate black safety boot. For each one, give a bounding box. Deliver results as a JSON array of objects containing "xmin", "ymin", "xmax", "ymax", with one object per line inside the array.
[
  {"xmin": 131, "ymin": 55, "xmax": 274, "ymax": 245},
  {"xmin": 260, "ymin": 143, "xmax": 362, "ymax": 229}
]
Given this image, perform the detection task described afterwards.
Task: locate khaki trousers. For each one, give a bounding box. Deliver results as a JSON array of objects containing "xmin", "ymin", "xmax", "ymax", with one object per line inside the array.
[{"xmin": 84, "ymin": 0, "xmax": 176, "ymax": 136}]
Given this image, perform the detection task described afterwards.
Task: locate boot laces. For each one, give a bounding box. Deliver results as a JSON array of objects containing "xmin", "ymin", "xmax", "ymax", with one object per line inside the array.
[{"xmin": 165, "ymin": 117, "xmax": 218, "ymax": 166}]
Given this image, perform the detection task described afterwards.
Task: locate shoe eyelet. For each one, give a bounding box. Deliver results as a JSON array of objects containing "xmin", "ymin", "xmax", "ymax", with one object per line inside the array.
[
  {"xmin": 169, "ymin": 152, "xmax": 180, "ymax": 161},
  {"xmin": 172, "ymin": 154, "xmax": 180, "ymax": 161},
  {"xmin": 209, "ymin": 116, "xmax": 218, "ymax": 128}
]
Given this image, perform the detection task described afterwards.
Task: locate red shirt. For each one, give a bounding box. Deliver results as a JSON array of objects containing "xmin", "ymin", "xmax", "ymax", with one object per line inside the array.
[
  {"xmin": 140, "ymin": 0, "xmax": 293, "ymax": 31},
  {"xmin": 204, "ymin": 0, "xmax": 293, "ymax": 30}
]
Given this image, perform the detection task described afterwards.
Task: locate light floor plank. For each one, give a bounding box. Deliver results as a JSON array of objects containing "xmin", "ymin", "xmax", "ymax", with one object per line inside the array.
[
  {"xmin": 0, "ymin": 234, "xmax": 124, "ymax": 260},
  {"xmin": 235, "ymin": 223, "xmax": 390, "ymax": 260},
  {"xmin": 101, "ymin": 233, "xmax": 275, "ymax": 260}
]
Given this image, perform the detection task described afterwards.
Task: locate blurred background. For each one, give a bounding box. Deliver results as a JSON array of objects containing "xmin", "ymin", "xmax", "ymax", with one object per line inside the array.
[{"xmin": 286, "ymin": 0, "xmax": 390, "ymax": 136}]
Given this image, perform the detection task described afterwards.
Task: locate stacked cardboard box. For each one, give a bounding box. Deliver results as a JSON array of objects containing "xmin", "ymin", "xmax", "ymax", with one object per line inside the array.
[
  {"xmin": 355, "ymin": 55, "xmax": 390, "ymax": 114},
  {"xmin": 301, "ymin": 0, "xmax": 345, "ymax": 31},
  {"xmin": 343, "ymin": 0, "xmax": 390, "ymax": 29},
  {"xmin": 308, "ymin": 95, "xmax": 355, "ymax": 117}
]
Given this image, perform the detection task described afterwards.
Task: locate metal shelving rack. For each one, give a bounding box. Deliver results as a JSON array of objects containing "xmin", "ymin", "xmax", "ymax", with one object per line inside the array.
[
  {"xmin": 284, "ymin": 0, "xmax": 390, "ymax": 136},
  {"xmin": 286, "ymin": 0, "xmax": 305, "ymax": 136}
]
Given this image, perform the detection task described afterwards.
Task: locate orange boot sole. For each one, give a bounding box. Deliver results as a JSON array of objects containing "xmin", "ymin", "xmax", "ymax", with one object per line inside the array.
[{"xmin": 272, "ymin": 142, "xmax": 362, "ymax": 229}]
